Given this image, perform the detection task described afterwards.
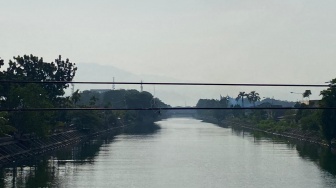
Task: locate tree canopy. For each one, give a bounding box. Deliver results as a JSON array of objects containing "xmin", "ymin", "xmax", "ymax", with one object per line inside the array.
[
  {"xmin": 303, "ymin": 90, "xmax": 312, "ymax": 99},
  {"xmin": 247, "ymin": 91, "xmax": 261, "ymax": 107},
  {"xmin": 4, "ymin": 55, "xmax": 77, "ymax": 104},
  {"xmin": 0, "ymin": 55, "xmax": 77, "ymax": 136},
  {"xmin": 320, "ymin": 78, "xmax": 336, "ymax": 145}
]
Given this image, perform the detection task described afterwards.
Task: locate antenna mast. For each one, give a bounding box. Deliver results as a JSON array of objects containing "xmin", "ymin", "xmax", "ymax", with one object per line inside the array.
[
  {"xmin": 112, "ymin": 77, "xmax": 115, "ymax": 90},
  {"xmin": 140, "ymin": 80, "xmax": 143, "ymax": 92}
]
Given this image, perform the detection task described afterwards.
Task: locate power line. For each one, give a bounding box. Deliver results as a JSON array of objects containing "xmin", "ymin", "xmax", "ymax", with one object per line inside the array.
[
  {"xmin": 1, "ymin": 80, "xmax": 333, "ymax": 111},
  {"xmin": 1, "ymin": 107, "xmax": 335, "ymax": 112},
  {"xmin": 0, "ymin": 80, "xmax": 331, "ymax": 87}
]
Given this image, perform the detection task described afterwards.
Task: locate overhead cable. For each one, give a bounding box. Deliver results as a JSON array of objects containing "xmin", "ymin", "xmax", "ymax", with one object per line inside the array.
[
  {"xmin": 0, "ymin": 80, "xmax": 331, "ymax": 87},
  {"xmin": 1, "ymin": 107, "xmax": 335, "ymax": 112}
]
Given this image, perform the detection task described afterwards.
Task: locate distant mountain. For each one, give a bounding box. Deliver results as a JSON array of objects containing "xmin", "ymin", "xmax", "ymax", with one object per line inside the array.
[
  {"xmin": 71, "ymin": 63, "xmax": 297, "ymax": 107},
  {"xmin": 69, "ymin": 63, "xmax": 199, "ymax": 106}
]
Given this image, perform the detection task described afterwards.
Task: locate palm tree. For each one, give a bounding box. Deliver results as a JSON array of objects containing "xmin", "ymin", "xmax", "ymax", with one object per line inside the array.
[
  {"xmin": 247, "ymin": 92, "xmax": 253, "ymax": 105},
  {"xmin": 236, "ymin": 92, "xmax": 246, "ymax": 107},
  {"xmin": 248, "ymin": 91, "xmax": 261, "ymax": 107}
]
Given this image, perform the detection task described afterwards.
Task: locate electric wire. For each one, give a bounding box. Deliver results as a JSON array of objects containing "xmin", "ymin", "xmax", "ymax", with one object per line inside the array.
[
  {"xmin": 0, "ymin": 80, "xmax": 331, "ymax": 87},
  {"xmin": 1, "ymin": 107, "xmax": 335, "ymax": 112},
  {"xmin": 1, "ymin": 80, "xmax": 334, "ymax": 111}
]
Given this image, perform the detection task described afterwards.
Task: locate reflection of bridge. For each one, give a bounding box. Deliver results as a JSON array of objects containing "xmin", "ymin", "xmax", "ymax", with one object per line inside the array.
[{"xmin": 165, "ymin": 107, "xmax": 197, "ymax": 117}]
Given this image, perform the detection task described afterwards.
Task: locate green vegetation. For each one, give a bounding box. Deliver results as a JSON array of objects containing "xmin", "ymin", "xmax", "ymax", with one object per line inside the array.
[
  {"xmin": 196, "ymin": 96, "xmax": 229, "ymax": 123},
  {"xmin": 0, "ymin": 55, "xmax": 76, "ymax": 137},
  {"xmin": 1, "ymin": 54, "xmax": 335, "ymax": 147},
  {"xmin": 320, "ymin": 79, "xmax": 336, "ymax": 146},
  {"xmin": 247, "ymin": 91, "xmax": 261, "ymax": 107},
  {"xmin": 236, "ymin": 92, "xmax": 247, "ymax": 107},
  {"xmin": 0, "ymin": 54, "xmax": 168, "ymax": 138},
  {"xmin": 196, "ymin": 86, "xmax": 336, "ymax": 147},
  {"xmin": 0, "ymin": 112, "xmax": 16, "ymax": 136},
  {"xmin": 74, "ymin": 89, "xmax": 169, "ymax": 126},
  {"xmin": 256, "ymin": 119, "xmax": 299, "ymax": 133},
  {"xmin": 303, "ymin": 90, "xmax": 312, "ymax": 100}
]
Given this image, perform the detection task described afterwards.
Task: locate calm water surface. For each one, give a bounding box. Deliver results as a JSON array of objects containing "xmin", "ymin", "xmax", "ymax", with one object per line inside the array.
[{"xmin": 2, "ymin": 118, "xmax": 336, "ymax": 187}]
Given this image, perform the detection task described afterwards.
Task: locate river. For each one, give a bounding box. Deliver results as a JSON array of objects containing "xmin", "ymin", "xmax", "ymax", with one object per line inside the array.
[{"xmin": 1, "ymin": 117, "xmax": 336, "ymax": 187}]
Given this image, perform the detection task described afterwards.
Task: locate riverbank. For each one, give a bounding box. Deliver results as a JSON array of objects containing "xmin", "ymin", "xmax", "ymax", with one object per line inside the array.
[
  {"xmin": 2, "ymin": 117, "xmax": 336, "ymax": 188},
  {"xmin": 195, "ymin": 116, "xmax": 328, "ymax": 146},
  {"xmin": 0, "ymin": 127, "xmax": 122, "ymax": 167},
  {"xmin": 0, "ymin": 118, "xmax": 163, "ymax": 166},
  {"xmin": 222, "ymin": 118, "xmax": 328, "ymax": 147}
]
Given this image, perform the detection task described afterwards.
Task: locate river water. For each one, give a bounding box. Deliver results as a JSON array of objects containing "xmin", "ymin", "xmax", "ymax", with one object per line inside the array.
[{"xmin": 1, "ymin": 117, "xmax": 336, "ymax": 187}]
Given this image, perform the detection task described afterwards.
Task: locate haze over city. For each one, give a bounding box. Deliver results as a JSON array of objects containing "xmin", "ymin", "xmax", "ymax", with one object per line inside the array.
[
  {"xmin": 1, "ymin": 0, "xmax": 336, "ymax": 106},
  {"xmin": 2, "ymin": 1, "xmax": 336, "ymax": 187}
]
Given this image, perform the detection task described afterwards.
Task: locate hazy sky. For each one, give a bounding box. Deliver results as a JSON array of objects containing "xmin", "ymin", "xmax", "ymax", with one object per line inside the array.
[{"xmin": 1, "ymin": 0, "xmax": 336, "ymax": 105}]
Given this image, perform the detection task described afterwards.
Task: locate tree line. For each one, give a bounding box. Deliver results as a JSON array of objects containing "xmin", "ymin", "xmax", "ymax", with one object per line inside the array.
[
  {"xmin": 196, "ymin": 87, "xmax": 336, "ymax": 147},
  {"xmin": 0, "ymin": 55, "xmax": 168, "ymax": 138}
]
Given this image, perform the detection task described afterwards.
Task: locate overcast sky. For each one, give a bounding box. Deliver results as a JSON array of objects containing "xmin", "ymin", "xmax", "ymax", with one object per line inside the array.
[{"xmin": 1, "ymin": 0, "xmax": 336, "ymax": 105}]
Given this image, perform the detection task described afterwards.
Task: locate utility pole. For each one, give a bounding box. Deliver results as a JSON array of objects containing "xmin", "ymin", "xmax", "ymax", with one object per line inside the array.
[
  {"xmin": 112, "ymin": 77, "xmax": 115, "ymax": 90},
  {"xmin": 140, "ymin": 80, "xmax": 143, "ymax": 92}
]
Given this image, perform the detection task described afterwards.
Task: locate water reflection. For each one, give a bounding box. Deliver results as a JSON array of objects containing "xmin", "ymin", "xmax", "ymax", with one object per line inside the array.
[
  {"xmin": 1, "ymin": 133, "xmax": 116, "ymax": 188},
  {"xmin": 231, "ymin": 126, "xmax": 336, "ymax": 176},
  {"xmin": 123, "ymin": 122, "xmax": 161, "ymax": 134},
  {"xmin": 0, "ymin": 122, "xmax": 160, "ymax": 188},
  {"xmin": 1, "ymin": 119, "xmax": 336, "ymax": 187}
]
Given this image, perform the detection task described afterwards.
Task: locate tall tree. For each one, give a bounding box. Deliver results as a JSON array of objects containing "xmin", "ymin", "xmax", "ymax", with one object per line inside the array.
[
  {"xmin": 8, "ymin": 84, "xmax": 54, "ymax": 136},
  {"xmin": 71, "ymin": 89, "xmax": 81, "ymax": 106},
  {"xmin": 4, "ymin": 54, "xmax": 77, "ymax": 105},
  {"xmin": 0, "ymin": 55, "xmax": 77, "ymax": 136},
  {"xmin": 320, "ymin": 78, "xmax": 336, "ymax": 146},
  {"xmin": 248, "ymin": 91, "xmax": 261, "ymax": 107},
  {"xmin": 215, "ymin": 96, "xmax": 229, "ymax": 122},
  {"xmin": 236, "ymin": 92, "xmax": 247, "ymax": 107}
]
